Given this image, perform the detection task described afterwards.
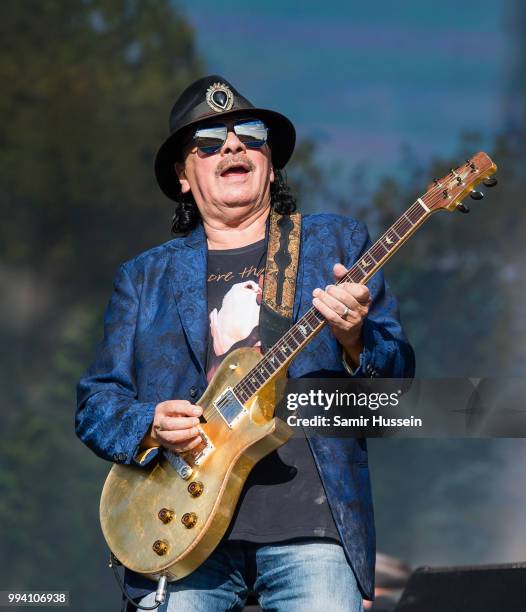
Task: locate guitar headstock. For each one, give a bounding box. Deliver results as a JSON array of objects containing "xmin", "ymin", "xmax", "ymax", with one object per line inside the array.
[{"xmin": 424, "ymin": 152, "xmax": 498, "ymax": 213}]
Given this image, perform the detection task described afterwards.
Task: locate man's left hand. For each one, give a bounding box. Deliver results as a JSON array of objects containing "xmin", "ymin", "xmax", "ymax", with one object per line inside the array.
[{"xmin": 312, "ymin": 263, "xmax": 371, "ymax": 367}]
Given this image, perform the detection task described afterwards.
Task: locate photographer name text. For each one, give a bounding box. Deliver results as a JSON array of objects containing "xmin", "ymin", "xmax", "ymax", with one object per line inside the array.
[{"xmin": 285, "ymin": 390, "xmax": 422, "ymax": 429}]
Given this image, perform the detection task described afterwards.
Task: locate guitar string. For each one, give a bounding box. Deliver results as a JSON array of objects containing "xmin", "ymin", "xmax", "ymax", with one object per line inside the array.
[
  {"xmin": 229, "ymin": 182, "xmax": 452, "ymax": 403},
  {"xmin": 200, "ymin": 183, "xmax": 455, "ymax": 426},
  {"xmin": 201, "ymin": 164, "xmax": 479, "ymax": 425},
  {"xmin": 200, "ymin": 163, "xmax": 485, "ymax": 425},
  {"xmin": 201, "ymin": 197, "xmax": 430, "ymax": 425},
  {"xmin": 235, "ymin": 158, "xmax": 488, "ymax": 398}
]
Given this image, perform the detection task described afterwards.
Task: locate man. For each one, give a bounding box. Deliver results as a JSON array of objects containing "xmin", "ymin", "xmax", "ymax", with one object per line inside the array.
[{"xmin": 76, "ymin": 75, "xmax": 415, "ymax": 611}]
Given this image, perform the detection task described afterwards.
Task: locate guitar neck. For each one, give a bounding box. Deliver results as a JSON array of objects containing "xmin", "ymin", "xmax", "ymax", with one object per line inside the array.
[{"xmin": 232, "ymin": 197, "xmax": 433, "ymax": 404}]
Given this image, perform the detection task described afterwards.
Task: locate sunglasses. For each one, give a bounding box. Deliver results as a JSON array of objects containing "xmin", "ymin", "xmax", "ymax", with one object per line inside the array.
[{"xmin": 191, "ymin": 118, "xmax": 268, "ymax": 154}]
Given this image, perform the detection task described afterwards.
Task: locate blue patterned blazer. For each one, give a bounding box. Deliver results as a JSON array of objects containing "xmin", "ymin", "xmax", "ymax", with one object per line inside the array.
[{"xmin": 76, "ymin": 213, "xmax": 415, "ymax": 600}]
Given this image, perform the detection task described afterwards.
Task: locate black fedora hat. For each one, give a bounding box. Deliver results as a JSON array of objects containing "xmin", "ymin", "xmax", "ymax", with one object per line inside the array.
[{"xmin": 154, "ymin": 75, "xmax": 296, "ymax": 202}]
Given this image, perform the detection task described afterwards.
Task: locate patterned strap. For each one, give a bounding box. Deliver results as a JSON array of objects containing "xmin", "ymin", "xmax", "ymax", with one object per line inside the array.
[{"xmin": 259, "ymin": 209, "xmax": 302, "ymax": 352}]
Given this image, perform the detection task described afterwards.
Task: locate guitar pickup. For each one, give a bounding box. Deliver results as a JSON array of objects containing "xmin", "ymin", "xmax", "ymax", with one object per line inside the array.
[{"xmin": 213, "ymin": 387, "xmax": 245, "ymax": 428}]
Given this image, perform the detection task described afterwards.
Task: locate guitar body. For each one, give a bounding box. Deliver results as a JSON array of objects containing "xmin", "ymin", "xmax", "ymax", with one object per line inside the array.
[{"xmin": 100, "ymin": 347, "xmax": 292, "ymax": 581}]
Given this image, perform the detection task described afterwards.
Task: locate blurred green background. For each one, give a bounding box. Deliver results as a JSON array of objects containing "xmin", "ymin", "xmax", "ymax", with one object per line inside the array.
[{"xmin": 1, "ymin": 1, "xmax": 525, "ymax": 609}]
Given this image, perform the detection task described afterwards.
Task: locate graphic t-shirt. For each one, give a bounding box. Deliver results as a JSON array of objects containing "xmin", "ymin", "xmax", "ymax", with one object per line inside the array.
[{"xmin": 206, "ymin": 238, "xmax": 340, "ymax": 543}]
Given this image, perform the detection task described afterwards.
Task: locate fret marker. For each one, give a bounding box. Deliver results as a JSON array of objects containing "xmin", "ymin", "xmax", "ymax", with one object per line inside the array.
[
  {"xmin": 299, "ymin": 325, "xmax": 307, "ymax": 336},
  {"xmin": 417, "ymin": 198, "xmax": 430, "ymax": 213},
  {"xmin": 361, "ymin": 259, "xmax": 371, "ymax": 268},
  {"xmin": 385, "ymin": 236, "xmax": 394, "ymax": 245}
]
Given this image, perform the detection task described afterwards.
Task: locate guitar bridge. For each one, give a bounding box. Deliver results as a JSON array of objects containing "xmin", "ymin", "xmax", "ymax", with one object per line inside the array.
[{"xmin": 165, "ymin": 450, "xmax": 193, "ymax": 480}]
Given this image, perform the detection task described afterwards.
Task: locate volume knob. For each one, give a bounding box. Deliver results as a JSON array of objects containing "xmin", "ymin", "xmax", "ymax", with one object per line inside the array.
[
  {"xmin": 188, "ymin": 481, "xmax": 204, "ymax": 497},
  {"xmin": 181, "ymin": 512, "xmax": 198, "ymax": 529},
  {"xmin": 152, "ymin": 540, "xmax": 169, "ymax": 556},
  {"xmin": 158, "ymin": 508, "xmax": 175, "ymax": 524}
]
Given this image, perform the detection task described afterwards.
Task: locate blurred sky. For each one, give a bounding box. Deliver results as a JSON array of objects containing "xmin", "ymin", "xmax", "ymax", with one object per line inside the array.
[{"xmin": 178, "ymin": 0, "xmax": 515, "ymax": 181}]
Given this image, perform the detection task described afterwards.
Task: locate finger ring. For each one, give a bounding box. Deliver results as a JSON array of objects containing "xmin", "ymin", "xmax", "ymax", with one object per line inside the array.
[{"xmin": 341, "ymin": 306, "xmax": 350, "ymax": 319}]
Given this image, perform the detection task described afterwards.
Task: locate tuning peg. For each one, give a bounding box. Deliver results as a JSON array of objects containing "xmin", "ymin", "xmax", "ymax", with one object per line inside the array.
[
  {"xmin": 456, "ymin": 202, "xmax": 470, "ymax": 213},
  {"xmin": 483, "ymin": 177, "xmax": 498, "ymax": 187},
  {"xmin": 470, "ymin": 190, "xmax": 484, "ymax": 200}
]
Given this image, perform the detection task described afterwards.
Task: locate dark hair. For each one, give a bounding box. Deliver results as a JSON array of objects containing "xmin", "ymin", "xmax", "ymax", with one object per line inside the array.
[{"xmin": 170, "ymin": 168, "xmax": 297, "ymax": 234}]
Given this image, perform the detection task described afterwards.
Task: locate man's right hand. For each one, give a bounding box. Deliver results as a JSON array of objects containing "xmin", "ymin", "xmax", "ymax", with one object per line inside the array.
[{"xmin": 141, "ymin": 400, "xmax": 203, "ymax": 453}]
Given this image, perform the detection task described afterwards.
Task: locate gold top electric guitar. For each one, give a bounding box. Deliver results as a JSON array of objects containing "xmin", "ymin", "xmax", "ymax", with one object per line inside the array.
[{"xmin": 100, "ymin": 152, "xmax": 497, "ymax": 582}]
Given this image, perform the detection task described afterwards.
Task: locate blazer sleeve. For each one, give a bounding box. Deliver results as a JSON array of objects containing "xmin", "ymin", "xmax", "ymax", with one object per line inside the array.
[
  {"xmin": 345, "ymin": 220, "xmax": 415, "ymax": 379},
  {"xmin": 75, "ymin": 263, "xmax": 158, "ymax": 466}
]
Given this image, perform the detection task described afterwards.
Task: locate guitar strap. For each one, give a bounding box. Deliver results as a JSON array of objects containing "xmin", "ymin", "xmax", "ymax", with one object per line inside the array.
[{"xmin": 260, "ymin": 208, "xmax": 302, "ymax": 353}]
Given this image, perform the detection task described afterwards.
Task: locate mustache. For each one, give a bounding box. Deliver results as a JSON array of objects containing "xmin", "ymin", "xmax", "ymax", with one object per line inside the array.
[{"xmin": 215, "ymin": 155, "xmax": 255, "ymax": 177}]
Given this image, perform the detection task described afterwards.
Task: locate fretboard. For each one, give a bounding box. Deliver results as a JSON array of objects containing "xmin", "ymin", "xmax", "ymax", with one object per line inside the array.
[{"xmin": 233, "ymin": 198, "xmax": 432, "ymax": 404}]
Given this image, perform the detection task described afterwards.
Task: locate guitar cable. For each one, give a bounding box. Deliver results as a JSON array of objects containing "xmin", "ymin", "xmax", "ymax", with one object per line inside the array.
[{"xmin": 109, "ymin": 552, "xmax": 167, "ymax": 610}]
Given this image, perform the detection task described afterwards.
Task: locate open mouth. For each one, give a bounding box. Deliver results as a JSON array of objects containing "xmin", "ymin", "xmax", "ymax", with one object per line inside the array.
[{"xmin": 220, "ymin": 164, "xmax": 251, "ymax": 177}]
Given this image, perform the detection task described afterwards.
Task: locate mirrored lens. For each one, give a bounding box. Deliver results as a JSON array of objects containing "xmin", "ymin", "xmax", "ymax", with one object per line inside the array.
[
  {"xmin": 193, "ymin": 124, "xmax": 227, "ymax": 153},
  {"xmin": 192, "ymin": 120, "xmax": 268, "ymax": 153},
  {"xmin": 234, "ymin": 119, "xmax": 268, "ymax": 148}
]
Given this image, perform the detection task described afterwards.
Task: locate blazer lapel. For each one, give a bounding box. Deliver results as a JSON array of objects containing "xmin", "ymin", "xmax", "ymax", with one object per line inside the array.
[
  {"xmin": 169, "ymin": 224, "xmax": 208, "ymax": 374},
  {"xmin": 293, "ymin": 225, "xmax": 305, "ymax": 321}
]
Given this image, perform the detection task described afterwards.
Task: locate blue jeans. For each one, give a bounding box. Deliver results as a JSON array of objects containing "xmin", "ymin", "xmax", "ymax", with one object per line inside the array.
[{"xmin": 137, "ymin": 538, "xmax": 364, "ymax": 612}]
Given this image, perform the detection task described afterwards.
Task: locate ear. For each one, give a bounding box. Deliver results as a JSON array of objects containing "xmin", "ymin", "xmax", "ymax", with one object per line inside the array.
[{"xmin": 175, "ymin": 161, "xmax": 191, "ymax": 194}]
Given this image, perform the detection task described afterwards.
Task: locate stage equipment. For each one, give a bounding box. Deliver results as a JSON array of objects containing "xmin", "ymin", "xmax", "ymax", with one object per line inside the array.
[{"xmin": 394, "ymin": 562, "xmax": 526, "ymax": 611}]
